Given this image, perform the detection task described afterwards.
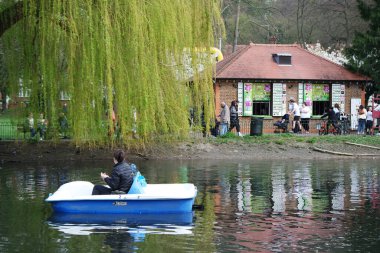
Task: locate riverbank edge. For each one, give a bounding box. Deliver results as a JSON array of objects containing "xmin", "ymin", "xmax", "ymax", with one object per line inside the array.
[{"xmin": 1, "ymin": 138, "xmax": 379, "ymax": 164}]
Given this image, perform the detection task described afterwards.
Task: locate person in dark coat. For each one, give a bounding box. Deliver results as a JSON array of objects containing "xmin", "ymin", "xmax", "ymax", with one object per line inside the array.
[
  {"xmin": 321, "ymin": 107, "xmax": 340, "ymax": 133},
  {"xmin": 229, "ymin": 100, "xmax": 242, "ymax": 136},
  {"xmin": 92, "ymin": 149, "xmax": 135, "ymax": 195}
]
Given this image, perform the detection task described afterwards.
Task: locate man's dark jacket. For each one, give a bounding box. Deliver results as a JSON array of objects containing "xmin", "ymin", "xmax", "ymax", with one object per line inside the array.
[
  {"xmin": 321, "ymin": 110, "xmax": 337, "ymax": 122},
  {"xmin": 104, "ymin": 162, "xmax": 134, "ymax": 193}
]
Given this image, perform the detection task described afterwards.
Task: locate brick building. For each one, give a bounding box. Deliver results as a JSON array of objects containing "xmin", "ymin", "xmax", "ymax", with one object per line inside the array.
[{"xmin": 215, "ymin": 43, "xmax": 370, "ymax": 133}]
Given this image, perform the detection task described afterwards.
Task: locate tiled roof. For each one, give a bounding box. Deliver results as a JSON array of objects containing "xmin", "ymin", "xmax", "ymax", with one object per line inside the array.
[{"xmin": 216, "ymin": 43, "xmax": 369, "ymax": 81}]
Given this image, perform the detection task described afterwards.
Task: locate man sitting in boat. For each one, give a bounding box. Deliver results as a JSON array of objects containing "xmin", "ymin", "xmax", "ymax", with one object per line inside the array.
[{"xmin": 92, "ymin": 149, "xmax": 135, "ymax": 195}]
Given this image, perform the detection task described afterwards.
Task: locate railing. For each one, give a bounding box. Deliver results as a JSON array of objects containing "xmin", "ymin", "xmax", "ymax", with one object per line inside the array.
[
  {"xmin": 0, "ymin": 122, "xmax": 27, "ymax": 140},
  {"xmin": 3, "ymin": 117, "xmax": 375, "ymax": 141}
]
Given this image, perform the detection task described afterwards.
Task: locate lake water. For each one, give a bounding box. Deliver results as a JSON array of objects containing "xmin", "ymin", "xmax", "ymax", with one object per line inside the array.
[{"xmin": 0, "ymin": 159, "xmax": 379, "ymax": 252}]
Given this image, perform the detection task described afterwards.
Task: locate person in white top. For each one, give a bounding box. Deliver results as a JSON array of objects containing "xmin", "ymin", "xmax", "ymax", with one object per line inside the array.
[
  {"xmin": 333, "ymin": 103, "xmax": 341, "ymax": 120},
  {"xmin": 300, "ymin": 102, "xmax": 311, "ymax": 133},
  {"xmin": 366, "ymin": 107, "xmax": 373, "ymax": 135},
  {"xmin": 288, "ymin": 97, "xmax": 302, "ymax": 133},
  {"xmin": 27, "ymin": 112, "xmax": 36, "ymax": 137},
  {"xmin": 357, "ymin": 105, "xmax": 367, "ymax": 134}
]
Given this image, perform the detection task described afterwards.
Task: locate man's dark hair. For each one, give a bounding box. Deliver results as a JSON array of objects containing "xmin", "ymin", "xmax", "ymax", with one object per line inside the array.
[{"xmin": 113, "ymin": 149, "xmax": 125, "ymax": 163}]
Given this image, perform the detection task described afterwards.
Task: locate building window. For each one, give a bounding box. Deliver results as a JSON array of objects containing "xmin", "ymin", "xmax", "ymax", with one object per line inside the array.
[
  {"xmin": 241, "ymin": 83, "xmax": 271, "ymax": 116},
  {"xmin": 60, "ymin": 91, "xmax": 71, "ymax": 100},
  {"xmin": 272, "ymin": 53, "xmax": 292, "ymax": 65},
  {"xmin": 303, "ymin": 83, "xmax": 330, "ymax": 116},
  {"xmin": 252, "ymin": 101, "xmax": 271, "ymax": 115},
  {"xmin": 312, "ymin": 101, "xmax": 330, "ymax": 115},
  {"xmin": 18, "ymin": 79, "xmax": 30, "ymax": 98}
]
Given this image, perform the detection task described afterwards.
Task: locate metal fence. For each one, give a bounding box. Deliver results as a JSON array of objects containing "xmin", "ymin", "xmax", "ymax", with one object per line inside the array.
[
  {"xmin": 3, "ymin": 118, "xmax": 373, "ymax": 141},
  {"xmin": 0, "ymin": 122, "xmax": 27, "ymax": 140}
]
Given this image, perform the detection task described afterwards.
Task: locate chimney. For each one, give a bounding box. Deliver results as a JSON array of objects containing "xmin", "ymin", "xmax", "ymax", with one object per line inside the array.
[{"xmin": 269, "ymin": 36, "xmax": 277, "ymax": 44}]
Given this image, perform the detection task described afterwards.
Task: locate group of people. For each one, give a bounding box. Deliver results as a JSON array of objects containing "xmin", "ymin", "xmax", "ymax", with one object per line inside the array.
[
  {"xmin": 26, "ymin": 103, "xmax": 69, "ymax": 140},
  {"xmin": 274, "ymin": 98, "xmax": 317, "ymax": 134},
  {"xmin": 318, "ymin": 103, "xmax": 375, "ymax": 135},
  {"xmin": 27, "ymin": 112, "xmax": 48, "ymax": 140},
  {"xmin": 287, "ymin": 97, "xmax": 311, "ymax": 134},
  {"xmin": 285, "ymin": 98, "xmax": 377, "ymax": 135},
  {"xmin": 218, "ymin": 100, "xmax": 242, "ymax": 136},
  {"xmin": 356, "ymin": 105, "xmax": 374, "ymax": 135}
]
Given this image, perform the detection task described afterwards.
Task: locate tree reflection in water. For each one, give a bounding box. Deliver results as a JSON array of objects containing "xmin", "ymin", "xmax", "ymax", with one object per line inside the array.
[{"xmin": 0, "ymin": 159, "xmax": 379, "ymax": 252}]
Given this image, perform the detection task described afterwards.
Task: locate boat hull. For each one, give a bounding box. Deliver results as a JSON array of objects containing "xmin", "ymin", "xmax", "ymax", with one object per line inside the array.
[
  {"xmin": 50, "ymin": 198, "xmax": 195, "ymax": 214},
  {"xmin": 46, "ymin": 181, "xmax": 197, "ymax": 214}
]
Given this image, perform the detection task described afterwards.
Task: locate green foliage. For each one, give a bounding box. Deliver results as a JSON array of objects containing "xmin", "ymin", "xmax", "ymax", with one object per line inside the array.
[
  {"xmin": 345, "ymin": 0, "xmax": 380, "ymax": 97},
  {"xmin": 1, "ymin": 0, "xmax": 223, "ymax": 147},
  {"xmin": 219, "ymin": 132, "xmax": 236, "ymax": 138},
  {"xmin": 306, "ymin": 137, "xmax": 317, "ymax": 144},
  {"xmin": 274, "ymin": 139, "xmax": 284, "ymax": 145},
  {"xmin": 221, "ymin": 0, "xmax": 367, "ymax": 47}
]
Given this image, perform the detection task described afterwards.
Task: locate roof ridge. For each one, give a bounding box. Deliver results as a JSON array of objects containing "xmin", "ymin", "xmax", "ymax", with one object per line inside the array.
[
  {"xmin": 248, "ymin": 43, "xmax": 300, "ymax": 47},
  {"xmin": 216, "ymin": 45, "xmax": 251, "ymax": 75}
]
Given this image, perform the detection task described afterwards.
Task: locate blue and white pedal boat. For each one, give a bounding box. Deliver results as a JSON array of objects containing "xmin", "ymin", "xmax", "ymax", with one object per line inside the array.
[{"xmin": 46, "ymin": 180, "xmax": 197, "ymax": 214}]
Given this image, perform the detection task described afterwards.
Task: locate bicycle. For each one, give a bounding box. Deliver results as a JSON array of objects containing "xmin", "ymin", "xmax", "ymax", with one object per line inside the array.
[
  {"xmin": 339, "ymin": 116, "xmax": 350, "ymax": 135},
  {"xmin": 318, "ymin": 120, "xmax": 341, "ymax": 135}
]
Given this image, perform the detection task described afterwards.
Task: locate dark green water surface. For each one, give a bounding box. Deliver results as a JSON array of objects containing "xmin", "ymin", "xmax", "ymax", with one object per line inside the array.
[{"xmin": 0, "ymin": 159, "xmax": 379, "ymax": 252}]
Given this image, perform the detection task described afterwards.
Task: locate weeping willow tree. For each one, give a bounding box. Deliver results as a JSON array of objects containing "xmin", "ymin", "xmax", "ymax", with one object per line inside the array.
[{"xmin": 1, "ymin": 0, "xmax": 224, "ymax": 147}]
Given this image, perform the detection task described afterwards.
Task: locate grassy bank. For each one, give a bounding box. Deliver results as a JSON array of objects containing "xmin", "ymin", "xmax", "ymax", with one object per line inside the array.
[{"xmin": 212, "ymin": 132, "xmax": 380, "ymax": 147}]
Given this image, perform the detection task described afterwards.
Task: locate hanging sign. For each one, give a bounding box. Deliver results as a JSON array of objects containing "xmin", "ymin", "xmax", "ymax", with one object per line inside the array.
[
  {"xmin": 312, "ymin": 84, "xmax": 330, "ymax": 101},
  {"xmin": 273, "ymin": 83, "xmax": 284, "ymax": 116},
  {"xmin": 237, "ymin": 82, "xmax": 244, "ymax": 116},
  {"xmin": 243, "ymin": 83, "xmax": 253, "ymax": 116},
  {"xmin": 252, "ymin": 83, "xmax": 271, "ymax": 101}
]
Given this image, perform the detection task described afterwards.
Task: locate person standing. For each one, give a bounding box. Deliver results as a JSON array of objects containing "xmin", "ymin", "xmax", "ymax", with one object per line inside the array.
[
  {"xmin": 321, "ymin": 107, "xmax": 340, "ymax": 133},
  {"xmin": 333, "ymin": 103, "xmax": 341, "ymax": 119},
  {"xmin": 219, "ymin": 102, "xmax": 230, "ymax": 136},
  {"xmin": 229, "ymin": 100, "xmax": 242, "ymax": 136},
  {"xmin": 92, "ymin": 149, "xmax": 135, "ymax": 195},
  {"xmin": 300, "ymin": 102, "xmax": 311, "ymax": 134},
  {"xmin": 58, "ymin": 112, "xmax": 69, "ymax": 138},
  {"xmin": 37, "ymin": 113, "xmax": 47, "ymax": 140},
  {"xmin": 288, "ymin": 98, "xmax": 302, "ymax": 133},
  {"xmin": 63, "ymin": 102, "xmax": 68, "ymax": 114},
  {"xmin": 357, "ymin": 105, "xmax": 367, "ymax": 134},
  {"xmin": 27, "ymin": 112, "xmax": 36, "ymax": 137},
  {"xmin": 366, "ymin": 106, "xmax": 373, "ymax": 135}
]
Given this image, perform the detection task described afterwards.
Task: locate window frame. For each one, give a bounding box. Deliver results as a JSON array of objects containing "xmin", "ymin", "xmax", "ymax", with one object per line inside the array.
[
  {"xmin": 252, "ymin": 100, "xmax": 272, "ymax": 116},
  {"xmin": 242, "ymin": 83, "xmax": 272, "ymax": 116}
]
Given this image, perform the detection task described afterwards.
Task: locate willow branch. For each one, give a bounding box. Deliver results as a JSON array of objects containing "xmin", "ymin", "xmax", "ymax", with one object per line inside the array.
[{"xmin": 0, "ymin": 1, "xmax": 24, "ymax": 37}]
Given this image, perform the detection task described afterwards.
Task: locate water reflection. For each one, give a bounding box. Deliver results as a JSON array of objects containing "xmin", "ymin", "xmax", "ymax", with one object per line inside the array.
[
  {"xmin": 48, "ymin": 213, "xmax": 194, "ymax": 236},
  {"xmin": 210, "ymin": 160, "xmax": 380, "ymax": 252},
  {"xmin": 0, "ymin": 160, "xmax": 379, "ymax": 252},
  {"xmin": 271, "ymin": 165, "xmax": 286, "ymax": 213}
]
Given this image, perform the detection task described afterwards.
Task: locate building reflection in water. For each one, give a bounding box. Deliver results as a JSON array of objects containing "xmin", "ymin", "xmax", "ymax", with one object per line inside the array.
[
  {"xmin": 213, "ymin": 160, "xmax": 380, "ymax": 251},
  {"xmin": 237, "ymin": 164, "xmax": 252, "ymax": 212},
  {"xmin": 222, "ymin": 161, "xmax": 380, "ymax": 215},
  {"xmin": 350, "ymin": 164, "xmax": 360, "ymax": 208},
  {"xmin": 1, "ymin": 160, "xmax": 379, "ymax": 252},
  {"xmin": 271, "ymin": 164, "xmax": 286, "ymax": 213}
]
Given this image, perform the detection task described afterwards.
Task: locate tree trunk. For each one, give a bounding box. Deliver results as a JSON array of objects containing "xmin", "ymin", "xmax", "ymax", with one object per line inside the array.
[
  {"xmin": 1, "ymin": 87, "xmax": 6, "ymax": 112},
  {"xmin": 233, "ymin": 0, "xmax": 241, "ymax": 53}
]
